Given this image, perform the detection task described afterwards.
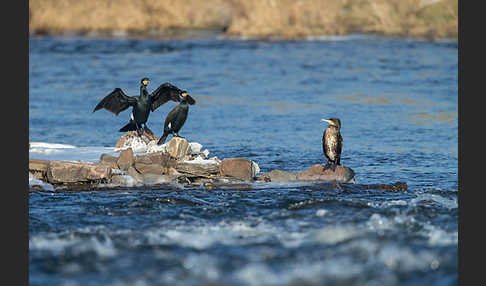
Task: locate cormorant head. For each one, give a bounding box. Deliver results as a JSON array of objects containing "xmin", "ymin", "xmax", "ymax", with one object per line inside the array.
[
  {"xmin": 141, "ymin": 77, "xmax": 150, "ymax": 86},
  {"xmin": 321, "ymin": 117, "xmax": 341, "ymax": 129}
]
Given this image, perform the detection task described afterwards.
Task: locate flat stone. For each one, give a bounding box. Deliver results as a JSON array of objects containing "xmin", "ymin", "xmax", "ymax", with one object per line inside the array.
[
  {"xmin": 219, "ymin": 158, "xmax": 257, "ymax": 181},
  {"xmin": 46, "ymin": 161, "xmax": 112, "ymax": 184},
  {"xmin": 29, "ymin": 159, "xmax": 48, "ymax": 173},
  {"xmin": 117, "ymin": 148, "xmax": 134, "ymax": 171},
  {"xmin": 134, "ymin": 163, "xmax": 165, "ymax": 175},
  {"xmin": 167, "ymin": 137, "xmax": 191, "ymax": 159}
]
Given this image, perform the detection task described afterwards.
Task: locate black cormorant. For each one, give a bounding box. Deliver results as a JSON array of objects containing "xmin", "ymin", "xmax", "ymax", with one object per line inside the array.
[
  {"xmin": 157, "ymin": 91, "xmax": 195, "ymax": 145},
  {"xmin": 93, "ymin": 78, "xmax": 193, "ymax": 136},
  {"xmin": 321, "ymin": 117, "xmax": 343, "ymax": 171}
]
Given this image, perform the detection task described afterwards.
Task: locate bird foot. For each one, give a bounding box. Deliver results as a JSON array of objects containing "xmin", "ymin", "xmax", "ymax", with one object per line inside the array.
[
  {"xmin": 143, "ymin": 126, "xmax": 154, "ymax": 135},
  {"xmin": 323, "ymin": 163, "xmax": 336, "ymax": 172}
]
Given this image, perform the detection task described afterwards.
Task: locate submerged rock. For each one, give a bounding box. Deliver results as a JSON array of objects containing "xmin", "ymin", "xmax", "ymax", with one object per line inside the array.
[{"xmin": 257, "ymin": 164, "xmax": 355, "ymax": 183}]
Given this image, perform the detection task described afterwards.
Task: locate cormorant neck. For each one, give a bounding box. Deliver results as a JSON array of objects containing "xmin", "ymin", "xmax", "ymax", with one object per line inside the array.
[{"xmin": 140, "ymin": 85, "xmax": 149, "ymax": 97}]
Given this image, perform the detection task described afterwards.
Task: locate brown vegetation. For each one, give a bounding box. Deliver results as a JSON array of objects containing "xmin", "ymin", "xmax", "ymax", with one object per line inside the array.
[{"xmin": 29, "ymin": 0, "xmax": 457, "ymax": 39}]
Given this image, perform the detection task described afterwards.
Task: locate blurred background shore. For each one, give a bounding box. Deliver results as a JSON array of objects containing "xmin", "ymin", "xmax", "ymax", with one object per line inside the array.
[{"xmin": 29, "ymin": 0, "xmax": 457, "ymax": 40}]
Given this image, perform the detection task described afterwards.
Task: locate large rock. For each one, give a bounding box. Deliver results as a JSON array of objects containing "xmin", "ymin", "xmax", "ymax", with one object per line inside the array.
[
  {"xmin": 117, "ymin": 148, "xmax": 135, "ymax": 171},
  {"xmin": 46, "ymin": 161, "xmax": 112, "ymax": 184},
  {"xmin": 219, "ymin": 158, "xmax": 258, "ymax": 181},
  {"xmin": 167, "ymin": 137, "xmax": 191, "ymax": 159}
]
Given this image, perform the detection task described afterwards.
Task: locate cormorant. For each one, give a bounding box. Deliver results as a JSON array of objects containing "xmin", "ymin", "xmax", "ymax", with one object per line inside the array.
[
  {"xmin": 321, "ymin": 117, "xmax": 343, "ymax": 171},
  {"xmin": 93, "ymin": 78, "xmax": 194, "ymax": 136},
  {"xmin": 157, "ymin": 91, "xmax": 195, "ymax": 145}
]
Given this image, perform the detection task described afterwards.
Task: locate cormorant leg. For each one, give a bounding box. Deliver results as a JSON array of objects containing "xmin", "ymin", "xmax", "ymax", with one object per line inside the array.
[
  {"xmin": 143, "ymin": 123, "xmax": 154, "ymax": 135},
  {"xmin": 135, "ymin": 122, "xmax": 143, "ymax": 137},
  {"xmin": 322, "ymin": 163, "xmax": 331, "ymax": 171},
  {"xmin": 330, "ymin": 163, "xmax": 337, "ymax": 172}
]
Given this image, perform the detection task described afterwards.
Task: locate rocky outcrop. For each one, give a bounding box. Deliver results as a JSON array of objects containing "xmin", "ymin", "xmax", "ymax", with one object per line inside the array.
[{"xmin": 29, "ymin": 133, "xmax": 362, "ymax": 191}]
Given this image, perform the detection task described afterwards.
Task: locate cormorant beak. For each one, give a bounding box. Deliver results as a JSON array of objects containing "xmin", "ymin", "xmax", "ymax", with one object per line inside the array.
[
  {"xmin": 142, "ymin": 80, "xmax": 150, "ymax": 86},
  {"xmin": 321, "ymin": 119, "xmax": 335, "ymax": 126},
  {"xmin": 181, "ymin": 92, "xmax": 188, "ymax": 98}
]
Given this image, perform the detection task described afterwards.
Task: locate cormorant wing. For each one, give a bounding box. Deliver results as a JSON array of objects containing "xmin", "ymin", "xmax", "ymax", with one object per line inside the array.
[
  {"xmin": 93, "ymin": 88, "xmax": 138, "ymax": 115},
  {"xmin": 150, "ymin": 83, "xmax": 183, "ymax": 112}
]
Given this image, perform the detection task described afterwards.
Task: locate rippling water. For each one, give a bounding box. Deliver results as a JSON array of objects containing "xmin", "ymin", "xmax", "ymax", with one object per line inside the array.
[{"xmin": 29, "ymin": 35, "xmax": 458, "ymax": 285}]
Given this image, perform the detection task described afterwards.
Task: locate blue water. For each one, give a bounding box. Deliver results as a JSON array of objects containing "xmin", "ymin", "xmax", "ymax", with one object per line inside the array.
[{"xmin": 29, "ymin": 35, "xmax": 458, "ymax": 285}]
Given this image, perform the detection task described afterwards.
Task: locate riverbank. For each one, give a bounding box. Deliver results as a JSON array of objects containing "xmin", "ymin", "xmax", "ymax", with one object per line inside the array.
[{"xmin": 29, "ymin": 0, "xmax": 457, "ymax": 40}]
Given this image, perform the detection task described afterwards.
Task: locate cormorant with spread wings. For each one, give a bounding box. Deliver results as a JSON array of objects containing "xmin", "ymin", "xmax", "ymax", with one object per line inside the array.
[{"xmin": 93, "ymin": 77, "xmax": 195, "ymax": 136}]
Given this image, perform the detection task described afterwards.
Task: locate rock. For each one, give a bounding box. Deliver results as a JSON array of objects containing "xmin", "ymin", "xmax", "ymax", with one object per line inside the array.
[
  {"xmin": 29, "ymin": 159, "xmax": 48, "ymax": 173},
  {"xmin": 296, "ymin": 164, "xmax": 355, "ymax": 183},
  {"xmin": 126, "ymin": 166, "xmax": 143, "ymax": 182},
  {"xmin": 256, "ymin": 164, "xmax": 355, "ymax": 183},
  {"xmin": 115, "ymin": 130, "xmax": 158, "ymax": 153},
  {"xmin": 176, "ymin": 161, "xmax": 220, "ymax": 178},
  {"xmin": 146, "ymin": 140, "xmax": 167, "ymax": 154},
  {"xmin": 100, "ymin": 153, "xmax": 119, "ymax": 169},
  {"xmin": 256, "ymin": 169, "xmax": 299, "ymax": 182},
  {"xmin": 117, "ymin": 148, "xmax": 135, "ymax": 171},
  {"xmin": 219, "ymin": 158, "xmax": 258, "ymax": 181},
  {"xmin": 134, "ymin": 152, "xmax": 176, "ymax": 174},
  {"xmin": 29, "ymin": 159, "xmax": 49, "ymax": 181},
  {"xmin": 110, "ymin": 174, "xmax": 139, "ymax": 187},
  {"xmin": 139, "ymin": 173, "xmax": 178, "ymax": 185},
  {"xmin": 46, "ymin": 161, "xmax": 112, "ymax": 184},
  {"xmin": 167, "ymin": 137, "xmax": 191, "ymax": 159},
  {"xmin": 167, "ymin": 167, "xmax": 181, "ymax": 176}
]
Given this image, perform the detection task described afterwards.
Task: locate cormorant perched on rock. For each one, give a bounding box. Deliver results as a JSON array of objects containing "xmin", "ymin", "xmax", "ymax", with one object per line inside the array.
[
  {"xmin": 157, "ymin": 91, "xmax": 195, "ymax": 145},
  {"xmin": 93, "ymin": 78, "xmax": 194, "ymax": 136},
  {"xmin": 321, "ymin": 118, "xmax": 343, "ymax": 172}
]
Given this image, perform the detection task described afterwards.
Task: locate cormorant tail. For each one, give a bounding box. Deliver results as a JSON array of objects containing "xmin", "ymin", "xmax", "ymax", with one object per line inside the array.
[{"xmin": 119, "ymin": 121, "xmax": 137, "ymax": 132}]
